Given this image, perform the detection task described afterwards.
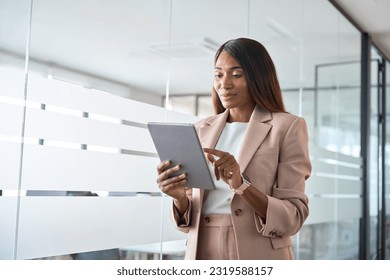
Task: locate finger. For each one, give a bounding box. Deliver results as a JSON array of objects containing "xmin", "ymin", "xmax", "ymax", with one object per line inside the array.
[
  {"xmin": 213, "ymin": 165, "xmax": 220, "ymax": 180},
  {"xmin": 222, "ymin": 167, "xmax": 234, "ymax": 178},
  {"xmin": 223, "ymin": 168, "xmax": 236, "ymax": 178},
  {"xmin": 214, "ymin": 157, "xmax": 239, "ymax": 178},
  {"xmin": 157, "ymin": 160, "xmax": 171, "ymax": 174},
  {"xmin": 213, "ymin": 154, "xmax": 235, "ymax": 169},
  {"xmin": 160, "ymin": 173, "xmax": 187, "ymax": 187},
  {"xmin": 160, "ymin": 176, "xmax": 187, "ymax": 193},
  {"xmin": 203, "ymin": 148, "xmax": 228, "ymax": 158},
  {"xmin": 208, "ymin": 157, "xmax": 220, "ymax": 180},
  {"xmin": 212, "ymin": 154, "xmax": 235, "ymax": 180},
  {"xmin": 218, "ymin": 161, "xmax": 237, "ymax": 178},
  {"xmin": 206, "ymin": 153, "xmax": 216, "ymax": 165},
  {"xmin": 157, "ymin": 164, "xmax": 180, "ymax": 183}
]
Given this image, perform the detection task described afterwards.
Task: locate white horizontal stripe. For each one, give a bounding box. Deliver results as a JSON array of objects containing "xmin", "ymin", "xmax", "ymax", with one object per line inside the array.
[
  {"xmin": 21, "ymin": 145, "xmax": 160, "ymax": 192},
  {"xmin": 313, "ymin": 172, "xmax": 361, "ymax": 181},
  {"xmin": 312, "ymin": 161, "xmax": 362, "ymax": 177},
  {"xmin": 24, "ymin": 109, "xmax": 158, "ymax": 152},
  {"xmin": 306, "ymin": 176, "xmax": 362, "ymax": 195},
  {"xmin": 305, "ymin": 197, "xmax": 362, "ymax": 225}
]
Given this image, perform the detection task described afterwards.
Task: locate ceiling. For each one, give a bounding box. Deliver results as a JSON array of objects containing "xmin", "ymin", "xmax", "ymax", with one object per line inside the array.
[{"xmin": 333, "ymin": 0, "xmax": 390, "ymax": 59}]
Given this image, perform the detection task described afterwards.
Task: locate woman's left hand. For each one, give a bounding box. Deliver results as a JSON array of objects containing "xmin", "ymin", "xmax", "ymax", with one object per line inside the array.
[{"xmin": 203, "ymin": 148, "xmax": 242, "ymax": 189}]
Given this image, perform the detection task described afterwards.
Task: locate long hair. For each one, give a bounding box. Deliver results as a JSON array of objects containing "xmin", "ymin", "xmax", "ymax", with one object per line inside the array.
[{"xmin": 212, "ymin": 38, "xmax": 286, "ymax": 114}]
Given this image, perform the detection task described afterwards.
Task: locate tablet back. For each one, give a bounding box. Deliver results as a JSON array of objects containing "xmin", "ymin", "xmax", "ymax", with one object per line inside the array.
[{"xmin": 147, "ymin": 122, "xmax": 215, "ymax": 190}]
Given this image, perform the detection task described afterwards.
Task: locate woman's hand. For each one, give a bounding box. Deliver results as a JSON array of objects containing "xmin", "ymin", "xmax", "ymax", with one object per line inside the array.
[
  {"xmin": 156, "ymin": 160, "xmax": 188, "ymax": 200},
  {"xmin": 156, "ymin": 160, "xmax": 189, "ymax": 215},
  {"xmin": 203, "ymin": 148, "xmax": 242, "ymax": 189}
]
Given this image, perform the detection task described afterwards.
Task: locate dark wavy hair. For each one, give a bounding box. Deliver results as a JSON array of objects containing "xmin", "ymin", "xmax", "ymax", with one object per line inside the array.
[{"xmin": 212, "ymin": 38, "xmax": 286, "ymax": 114}]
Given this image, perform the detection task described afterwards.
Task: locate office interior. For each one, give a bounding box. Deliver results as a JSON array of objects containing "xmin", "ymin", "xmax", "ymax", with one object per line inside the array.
[{"xmin": 0, "ymin": 0, "xmax": 389, "ymax": 260}]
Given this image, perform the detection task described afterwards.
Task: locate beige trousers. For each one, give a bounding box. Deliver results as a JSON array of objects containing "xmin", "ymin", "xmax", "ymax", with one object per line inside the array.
[{"xmin": 196, "ymin": 214, "xmax": 238, "ymax": 260}]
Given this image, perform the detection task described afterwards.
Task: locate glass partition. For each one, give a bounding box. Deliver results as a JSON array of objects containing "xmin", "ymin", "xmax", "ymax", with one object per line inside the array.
[
  {"xmin": 0, "ymin": 0, "xmax": 31, "ymax": 260},
  {"xmin": 163, "ymin": 0, "xmax": 362, "ymax": 260},
  {"xmin": 368, "ymin": 48, "xmax": 389, "ymax": 260},
  {"xmin": 293, "ymin": 0, "xmax": 362, "ymax": 259},
  {"xmin": 369, "ymin": 56, "xmax": 380, "ymax": 259}
]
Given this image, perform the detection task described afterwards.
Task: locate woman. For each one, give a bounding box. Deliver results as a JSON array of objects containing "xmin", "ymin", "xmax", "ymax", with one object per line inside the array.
[{"xmin": 156, "ymin": 38, "xmax": 311, "ymax": 260}]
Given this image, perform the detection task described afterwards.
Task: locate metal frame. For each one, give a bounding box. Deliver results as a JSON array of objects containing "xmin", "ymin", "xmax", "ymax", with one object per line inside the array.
[
  {"xmin": 380, "ymin": 58, "xmax": 387, "ymax": 260},
  {"xmin": 360, "ymin": 32, "xmax": 371, "ymax": 260}
]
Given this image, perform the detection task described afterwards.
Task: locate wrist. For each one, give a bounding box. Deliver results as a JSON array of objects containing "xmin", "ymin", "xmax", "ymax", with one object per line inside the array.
[
  {"xmin": 174, "ymin": 196, "xmax": 188, "ymax": 208},
  {"xmin": 230, "ymin": 173, "xmax": 251, "ymax": 194}
]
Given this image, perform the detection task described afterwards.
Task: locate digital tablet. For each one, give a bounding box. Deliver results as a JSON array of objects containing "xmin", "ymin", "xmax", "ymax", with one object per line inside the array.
[{"xmin": 147, "ymin": 122, "xmax": 215, "ymax": 190}]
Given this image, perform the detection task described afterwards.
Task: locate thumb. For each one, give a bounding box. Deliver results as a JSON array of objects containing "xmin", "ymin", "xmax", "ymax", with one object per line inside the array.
[
  {"xmin": 206, "ymin": 153, "xmax": 219, "ymax": 180},
  {"xmin": 206, "ymin": 153, "xmax": 215, "ymax": 165}
]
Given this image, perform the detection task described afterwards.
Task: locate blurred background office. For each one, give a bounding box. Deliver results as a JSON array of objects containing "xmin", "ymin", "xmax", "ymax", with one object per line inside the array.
[{"xmin": 0, "ymin": 0, "xmax": 389, "ymax": 260}]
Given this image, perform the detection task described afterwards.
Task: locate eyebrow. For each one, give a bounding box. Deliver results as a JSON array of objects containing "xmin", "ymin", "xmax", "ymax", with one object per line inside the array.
[{"xmin": 214, "ymin": 66, "xmax": 243, "ymax": 70}]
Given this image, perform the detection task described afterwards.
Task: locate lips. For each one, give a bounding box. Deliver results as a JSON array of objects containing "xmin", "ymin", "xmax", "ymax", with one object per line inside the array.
[{"xmin": 220, "ymin": 93, "xmax": 237, "ymax": 98}]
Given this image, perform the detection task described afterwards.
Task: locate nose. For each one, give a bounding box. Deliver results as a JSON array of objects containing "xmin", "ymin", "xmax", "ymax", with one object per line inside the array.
[{"xmin": 220, "ymin": 75, "xmax": 232, "ymax": 89}]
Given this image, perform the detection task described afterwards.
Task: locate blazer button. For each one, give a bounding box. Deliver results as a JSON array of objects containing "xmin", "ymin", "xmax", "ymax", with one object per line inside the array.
[
  {"xmin": 204, "ymin": 216, "xmax": 211, "ymax": 223},
  {"xmin": 234, "ymin": 209, "xmax": 243, "ymax": 216}
]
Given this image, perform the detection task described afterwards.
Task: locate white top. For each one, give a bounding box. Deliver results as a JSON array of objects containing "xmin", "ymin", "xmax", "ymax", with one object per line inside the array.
[{"xmin": 202, "ymin": 122, "xmax": 248, "ymax": 214}]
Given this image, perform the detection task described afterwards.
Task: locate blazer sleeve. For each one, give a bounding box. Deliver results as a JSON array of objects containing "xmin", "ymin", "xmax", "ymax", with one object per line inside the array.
[
  {"xmin": 171, "ymin": 187, "xmax": 193, "ymax": 234},
  {"xmin": 255, "ymin": 117, "xmax": 311, "ymax": 238}
]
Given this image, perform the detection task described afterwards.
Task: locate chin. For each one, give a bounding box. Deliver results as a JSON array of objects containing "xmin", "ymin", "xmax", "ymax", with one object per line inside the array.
[{"xmin": 221, "ymin": 102, "xmax": 238, "ymax": 109}]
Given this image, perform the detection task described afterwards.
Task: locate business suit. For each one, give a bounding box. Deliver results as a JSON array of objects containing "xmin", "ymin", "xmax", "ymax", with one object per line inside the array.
[{"xmin": 172, "ymin": 106, "xmax": 311, "ymax": 260}]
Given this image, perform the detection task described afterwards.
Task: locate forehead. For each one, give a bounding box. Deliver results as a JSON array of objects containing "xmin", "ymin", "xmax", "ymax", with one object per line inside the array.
[{"xmin": 215, "ymin": 51, "xmax": 242, "ymax": 69}]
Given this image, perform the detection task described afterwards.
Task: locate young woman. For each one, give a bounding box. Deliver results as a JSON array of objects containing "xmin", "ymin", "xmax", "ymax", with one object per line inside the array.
[{"xmin": 156, "ymin": 38, "xmax": 311, "ymax": 260}]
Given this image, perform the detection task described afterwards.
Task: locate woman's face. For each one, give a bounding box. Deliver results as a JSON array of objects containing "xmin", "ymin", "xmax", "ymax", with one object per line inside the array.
[{"xmin": 213, "ymin": 51, "xmax": 254, "ymax": 112}]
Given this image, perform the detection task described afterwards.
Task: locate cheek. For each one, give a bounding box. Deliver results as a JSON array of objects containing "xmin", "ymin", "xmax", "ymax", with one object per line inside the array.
[
  {"xmin": 240, "ymin": 85, "xmax": 252, "ymax": 100},
  {"xmin": 213, "ymin": 81, "xmax": 220, "ymax": 92},
  {"xmin": 239, "ymin": 81, "xmax": 249, "ymax": 92}
]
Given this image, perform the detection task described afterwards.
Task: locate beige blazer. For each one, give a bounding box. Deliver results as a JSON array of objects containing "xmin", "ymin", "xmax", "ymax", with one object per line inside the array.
[{"xmin": 172, "ymin": 106, "xmax": 311, "ymax": 260}]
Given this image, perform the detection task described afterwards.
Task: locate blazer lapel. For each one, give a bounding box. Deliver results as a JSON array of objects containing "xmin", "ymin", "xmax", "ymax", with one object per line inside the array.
[
  {"xmin": 237, "ymin": 106, "xmax": 273, "ymax": 173},
  {"xmin": 198, "ymin": 109, "xmax": 229, "ymax": 150}
]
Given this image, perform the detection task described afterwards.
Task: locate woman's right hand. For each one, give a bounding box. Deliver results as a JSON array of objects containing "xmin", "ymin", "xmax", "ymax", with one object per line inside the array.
[{"xmin": 156, "ymin": 160, "xmax": 188, "ymax": 201}]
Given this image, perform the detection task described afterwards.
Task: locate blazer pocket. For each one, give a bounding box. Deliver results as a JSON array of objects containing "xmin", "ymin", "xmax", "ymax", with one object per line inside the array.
[
  {"xmin": 253, "ymin": 146, "xmax": 279, "ymax": 157},
  {"xmin": 270, "ymin": 236, "xmax": 291, "ymax": 249}
]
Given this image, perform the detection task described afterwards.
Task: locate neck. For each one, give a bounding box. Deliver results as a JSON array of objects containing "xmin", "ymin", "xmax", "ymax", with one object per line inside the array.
[{"xmin": 227, "ymin": 105, "xmax": 255, "ymax": 123}]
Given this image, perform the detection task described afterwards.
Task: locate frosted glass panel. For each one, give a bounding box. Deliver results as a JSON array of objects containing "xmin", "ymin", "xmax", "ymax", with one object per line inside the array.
[
  {"xmin": 0, "ymin": 0, "xmax": 30, "ymax": 260},
  {"xmin": 0, "ymin": 143, "xmax": 22, "ymax": 189},
  {"xmin": 0, "ymin": 198, "xmax": 19, "ymax": 259},
  {"xmin": 16, "ymin": 196, "xmax": 185, "ymax": 259}
]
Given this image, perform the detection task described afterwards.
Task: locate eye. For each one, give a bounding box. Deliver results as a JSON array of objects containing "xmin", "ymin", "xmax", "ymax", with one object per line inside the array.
[
  {"xmin": 214, "ymin": 73, "xmax": 223, "ymax": 79},
  {"xmin": 232, "ymin": 72, "xmax": 243, "ymax": 78}
]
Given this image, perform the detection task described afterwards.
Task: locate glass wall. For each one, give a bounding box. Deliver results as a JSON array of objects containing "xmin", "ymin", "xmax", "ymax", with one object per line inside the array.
[
  {"xmin": 369, "ymin": 54, "xmax": 380, "ymax": 260},
  {"xmin": 167, "ymin": 0, "xmax": 362, "ymax": 259},
  {"xmin": 0, "ymin": 0, "xmax": 31, "ymax": 260},
  {"xmin": 0, "ymin": 0, "xmax": 371, "ymax": 260},
  {"xmin": 368, "ymin": 48, "xmax": 390, "ymax": 260}
]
